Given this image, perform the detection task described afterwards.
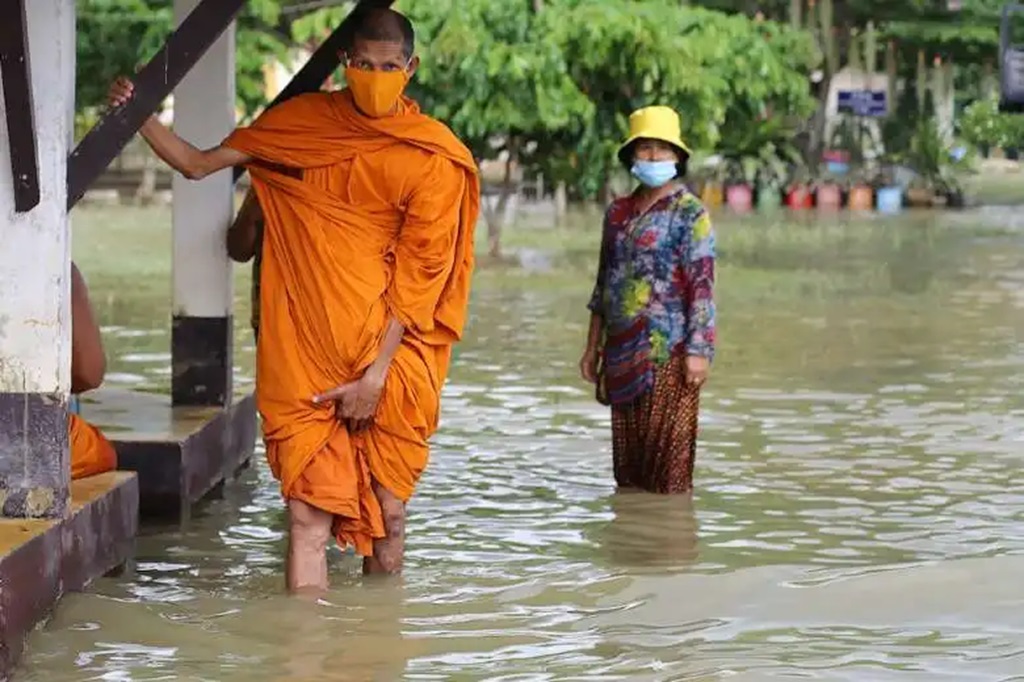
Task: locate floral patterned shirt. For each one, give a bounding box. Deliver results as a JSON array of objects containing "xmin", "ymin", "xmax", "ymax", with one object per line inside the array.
[{"xmin": 588, "ymin": 185, "xmax": 716, "ymax": 405}]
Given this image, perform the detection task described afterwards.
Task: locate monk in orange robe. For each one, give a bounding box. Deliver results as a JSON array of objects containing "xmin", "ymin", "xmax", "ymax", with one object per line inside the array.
[
  {"xmin": 108, "ymin": 7, "xmax": 479, "ymax": 593},
  {"xmin": 70, "ymin": 262, "xmax": 118, "ymax": 480}
]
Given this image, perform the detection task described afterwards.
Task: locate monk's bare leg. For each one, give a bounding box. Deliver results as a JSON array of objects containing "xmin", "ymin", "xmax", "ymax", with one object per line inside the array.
[
  {"xmin": 286, "ymin": 498, "xmax": 332, "ymax": 595},
  {"xmin": 363, "ymin": 480, "xmax": 407, "ymax": 575}
]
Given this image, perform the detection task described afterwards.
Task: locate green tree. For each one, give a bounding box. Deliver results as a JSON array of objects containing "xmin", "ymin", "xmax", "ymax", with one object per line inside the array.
[
  {"xmin": 76, "ymin": 0, "xmax": 291, "ymax": 123},
  {"xmin": 401, "ymin": 0, "xmax": 592, "ymax": 256},
  {"xmin": 547, "ymin": 0, "xmax": 817, "ymax": 197}
]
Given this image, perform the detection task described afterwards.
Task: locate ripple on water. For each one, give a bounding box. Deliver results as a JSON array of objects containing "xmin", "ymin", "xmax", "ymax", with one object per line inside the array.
[{"xmin": 21, "ymin": 212, "xmax": 1024, "ymax": 679}]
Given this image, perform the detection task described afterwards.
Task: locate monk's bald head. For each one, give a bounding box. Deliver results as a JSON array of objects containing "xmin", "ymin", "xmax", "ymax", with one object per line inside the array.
[{"xmin": 342, "ymin": 6, "xmax": 416, "ymax": 62}]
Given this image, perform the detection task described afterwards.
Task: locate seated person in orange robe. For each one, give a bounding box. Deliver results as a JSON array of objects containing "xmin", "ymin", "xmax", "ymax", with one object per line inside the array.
[
  {"xmin": 70, "ymin": 262, "xmax": 117, "ymax": 480},
  {"xmin": 107, "ymin": 6, "xmax": 480, "ymax": 594}
]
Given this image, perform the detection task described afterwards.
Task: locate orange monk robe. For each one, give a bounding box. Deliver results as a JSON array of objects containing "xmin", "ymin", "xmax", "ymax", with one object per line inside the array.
[
  {"xmin": 70, "ymin": 412, "xmax": 118, "ymax": 480},
  {"xmin": 223, "ymin": 90, "xmax": 480, "ymax": 555}
]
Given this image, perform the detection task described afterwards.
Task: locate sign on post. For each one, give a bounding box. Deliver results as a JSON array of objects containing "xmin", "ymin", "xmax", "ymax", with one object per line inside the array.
[{"xmin": 837, "ymin": 89, "xmax": 888, "ymax": 117}]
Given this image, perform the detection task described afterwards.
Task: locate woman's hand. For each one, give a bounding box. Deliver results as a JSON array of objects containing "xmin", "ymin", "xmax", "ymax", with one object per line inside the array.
[
  {"xmin": 580, "ymin": 346, "xmax": 600, "ymax": 384},
  {"xmin": 685, "ymin": 355, "xmax": 709, "ymax": 387}
]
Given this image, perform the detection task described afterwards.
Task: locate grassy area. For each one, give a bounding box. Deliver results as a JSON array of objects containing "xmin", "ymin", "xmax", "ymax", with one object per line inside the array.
[{"xmin": 966, "ymin": 165, "xmax": 1024, "ymax": 205}]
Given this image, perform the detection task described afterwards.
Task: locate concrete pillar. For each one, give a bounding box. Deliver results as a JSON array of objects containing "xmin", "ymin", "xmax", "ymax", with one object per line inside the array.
[
  {"xmin": 0, "ymin": 0, "xmax": 75, "ymax": 518},
  {"xmin": 171, "ymin": 0, "xmax": 236, "ymax": 407}
]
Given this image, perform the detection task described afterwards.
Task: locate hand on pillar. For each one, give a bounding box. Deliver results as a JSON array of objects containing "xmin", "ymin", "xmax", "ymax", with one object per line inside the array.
[
  {"xmin": 107, "ymin": 76, "xmax": 135, "ymax": 109},
  {"xmin": 102, "ymin": 75, "xmax": 250, "ymax": 181}
]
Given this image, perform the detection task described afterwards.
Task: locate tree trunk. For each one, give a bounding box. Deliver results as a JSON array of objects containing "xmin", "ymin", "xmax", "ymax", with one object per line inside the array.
[
  {"xmin": 483, "ymin": 136, "xmax": 520, "ymax": 258},
  {"xmin": 983, "ymin": 59, "xmax": 997, "ymax": 99},
  {"xmin": 789, "ymin": 0, "xmax": 802, "ymax": 29},
  {"xmin": 597, "ymin": 169, "xmax": 612, "ymax": 206},
  {"xmin": 819, "ymin": 0, "xmax": 838, "ymax": 77},
  {"xmin": 807, "ymin": 0, "xmax": 837, "ymax": 165},
  {"xmin": 134, "ymin": 154, "xmax": 156, "ymax": 206},
  {"xmin": 555, "ymin": 181, "xmax": 567, "ymax": 225},
  {"xmin": 885, "ymin": 40, "xmax": 897, "ymax": 113},
  {"xmin": 915, "ymin": 50, "xmax": 927, "ymax": 112}
]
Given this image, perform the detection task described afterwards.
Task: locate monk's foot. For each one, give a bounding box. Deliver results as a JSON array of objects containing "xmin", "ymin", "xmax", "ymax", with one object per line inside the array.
[
  {"xmin": 364, "ymin": 480, "xmax": 407, "ymax": 576},
  {"xmin": 362, "ymin": 553, "xmax": 403, "ymax": 576},
  {"xmin": 289, "ymin": 584, "xmax": 328, "ymax": 601}
]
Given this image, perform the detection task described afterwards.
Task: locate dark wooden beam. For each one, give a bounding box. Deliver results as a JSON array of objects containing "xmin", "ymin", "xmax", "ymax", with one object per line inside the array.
[
  {"xmin": 67, "ymin": 0, "xmax": 246, "ymax": 210},
  {"xmin": 0, "ymin": 0, "xmax": 40, "ymax": 213},
  {"xmin": 232, "ymin": 0, "xmax": 396, "ymax": 182}
]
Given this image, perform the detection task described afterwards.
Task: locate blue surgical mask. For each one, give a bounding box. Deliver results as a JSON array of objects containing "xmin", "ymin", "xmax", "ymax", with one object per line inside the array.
[{"xmin": 631, "ymin": 160, "xmax": 677, "ymax": 188}]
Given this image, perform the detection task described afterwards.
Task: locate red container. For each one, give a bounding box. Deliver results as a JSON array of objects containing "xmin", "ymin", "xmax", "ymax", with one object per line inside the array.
[
  {"xmin": 725, "ymin": 183, "xmax": 753, "ymax": 212},
  {"xmin": 815, "ymin": 183, "xmax": 842, "ymax": 210},
  {"xmin": 785, "ymin": 185, "xmax": 814, "ymax": 209}
]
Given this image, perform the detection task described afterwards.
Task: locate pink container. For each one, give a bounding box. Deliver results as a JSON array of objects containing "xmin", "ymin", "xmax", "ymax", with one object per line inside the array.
[
  {"xmin": 725, "ymin": 183, "xmax": 753, "ymax": 212},
  {"xmin": 815, "ymin": 183, "xmax": 842, "ymax": 210}
]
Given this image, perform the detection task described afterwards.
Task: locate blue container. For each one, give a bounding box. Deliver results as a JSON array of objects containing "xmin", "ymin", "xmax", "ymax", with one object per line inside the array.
[
  {"xmin": 825, "ymin": 161, "xmax": 850, "ymax": 176},
  {"xmin": 876, "ymin": 186, "xmax": 903, "ymax": 213}
]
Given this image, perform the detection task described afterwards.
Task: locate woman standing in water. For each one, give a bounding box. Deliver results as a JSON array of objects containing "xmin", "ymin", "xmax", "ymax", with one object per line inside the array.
[{"xmin": 580, "ymin": 105, "xmax": 716, "ymax": 494}]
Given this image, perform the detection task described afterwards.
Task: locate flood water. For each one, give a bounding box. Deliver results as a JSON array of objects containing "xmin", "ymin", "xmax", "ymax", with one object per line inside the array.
[{"xmin": 17, "ymin": 206, "xmax": 1024, "ymax": 680}]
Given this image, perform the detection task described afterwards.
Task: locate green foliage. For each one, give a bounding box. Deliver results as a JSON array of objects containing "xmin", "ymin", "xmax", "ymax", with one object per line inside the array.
[
  {"xmin": 76, "ymin": 0, "xmax": 171, "ymax": 111},
  {"xmin": 236, "ymin": 0, "xmax": 289, "ymax": 122},
  {"xmin": 403, "ymin": 0, "xmax": 592, "ymax": 162},
  {"xmin": 959, "ymin": 95, "xmax": 1007, "ymax": 148},
  {"xmin": 542, "ymin": 1, "xmax": 819, "ymax": 197},
  {"xmin": 75, "ymin": 0, "xmax": 289, "ymax": 122},
  {"xmin": 956, "ymin": 94, "xmax": 1024, "ymax": 150}
]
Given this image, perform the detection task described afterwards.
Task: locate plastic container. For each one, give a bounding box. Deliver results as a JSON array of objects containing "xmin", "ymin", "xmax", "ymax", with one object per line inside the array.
[
  {"xmin": 757, "ymin": 186, "xmax": 781, "ymax": 210},
  {"xmin": 785, "ymin": 185, "xmax": 813, "ymax": 209},
  {"xmin": 726, "ymin": 184, "xmax": 753, "ymax": 212},
  {"xmin": 848, "ymin": 185, "xmax": 874, "ymax": 211},
  {"xmin": 701, "ymin": 182, "xmax": 724, "ymax": 209},
  {"xmin": 876, "ymin": 186, "xmax": 903, "ymax": 213},
  {"xmin": 815, "ymin": 183, "xmax": 842, "ymax": 210}
]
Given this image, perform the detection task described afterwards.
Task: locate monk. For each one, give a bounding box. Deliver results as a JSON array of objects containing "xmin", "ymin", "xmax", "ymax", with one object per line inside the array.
[
  {"xmin": 70, "ymin": 262, "xmax": 118, "ymax": 480},
  {"xmin": 108, "ymin": 6, "xmax": 480, "ymax": 593}
]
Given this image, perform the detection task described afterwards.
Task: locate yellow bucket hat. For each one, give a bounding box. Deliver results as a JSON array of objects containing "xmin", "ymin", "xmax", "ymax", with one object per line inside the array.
[{"xmin": 617, "ymin": 106, "xmax": 693, "ymax": 164}]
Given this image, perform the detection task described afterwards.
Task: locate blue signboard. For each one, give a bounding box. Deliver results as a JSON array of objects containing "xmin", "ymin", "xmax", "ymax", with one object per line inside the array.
[{"xmin": 837, "ymin": 89, "xmax": 887, "ymax": 117}]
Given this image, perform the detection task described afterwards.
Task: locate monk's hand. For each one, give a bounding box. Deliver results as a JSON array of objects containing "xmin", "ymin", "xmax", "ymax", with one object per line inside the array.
[
  {"xmin": 312, "ymin": 368, "xmax": 386, "ymax": 432},
  {"xmin": 107, "ymin": 76, "xmax": 135, "ymax": 109},
  {"xmin": 685, "ymin": 355, "xmax": 709, "ymax": 387}
]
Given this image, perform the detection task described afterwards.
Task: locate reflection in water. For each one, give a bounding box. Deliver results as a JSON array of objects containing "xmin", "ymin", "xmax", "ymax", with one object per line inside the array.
[
  {"xmin": 19, "ymin": 207, "xmax": 1024, "ymax": 679},
  {"xmin": 595, "ymin": 491, "xmax": 699, "ymax": 570}
]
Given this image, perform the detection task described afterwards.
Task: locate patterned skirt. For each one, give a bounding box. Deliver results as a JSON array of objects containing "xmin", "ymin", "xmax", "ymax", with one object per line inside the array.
[{"xmin": 610, "ymin": 355, "xmax": 701, "ymax": 494}]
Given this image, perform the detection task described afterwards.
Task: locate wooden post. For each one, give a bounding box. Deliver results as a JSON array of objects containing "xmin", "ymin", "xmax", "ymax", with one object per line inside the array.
[{"xmin": 0, "ymin": 0, "xmax": 40, "ymax": 213}]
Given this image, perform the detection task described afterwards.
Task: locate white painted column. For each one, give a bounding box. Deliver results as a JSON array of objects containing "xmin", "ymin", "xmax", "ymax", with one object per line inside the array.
[
  {"xmin": 170, "ymin": 0, "xmax": 236, "ymax": 407},
  {"xmin": 0, "ymin": 0, "xmax": 75, "ymax": 517}
]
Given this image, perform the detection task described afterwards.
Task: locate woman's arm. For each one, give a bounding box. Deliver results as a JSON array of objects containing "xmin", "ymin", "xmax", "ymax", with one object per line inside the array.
[
  {"xmin": 682, "ymin": 208, "xmax": 716, "ymax": 360},
  {"xmin": 585, "ymin": 214, "xmax": 612, "ymax": 351},
  {"xmin": 70, "ymin": 263, "xmax": 106, "ymax": 394},
  {"xmin": 585, "ymin": 311, "xmax": 604, "ymax": 352}
]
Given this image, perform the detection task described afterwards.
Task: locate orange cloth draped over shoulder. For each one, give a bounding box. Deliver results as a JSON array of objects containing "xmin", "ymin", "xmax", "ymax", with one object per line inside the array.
[
  {"xmin": 223, "ymin": 90, "xmax": 480, "ymax": 555},
  {"xmin": 70, "ymin": 413, "xmax": 117, "ymax": 480}
]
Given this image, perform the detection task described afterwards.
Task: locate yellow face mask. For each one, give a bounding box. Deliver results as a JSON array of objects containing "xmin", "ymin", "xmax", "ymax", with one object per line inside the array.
[{"xmin": 345, "ymin": 67, "xmax": 409, "ymax": 118}]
